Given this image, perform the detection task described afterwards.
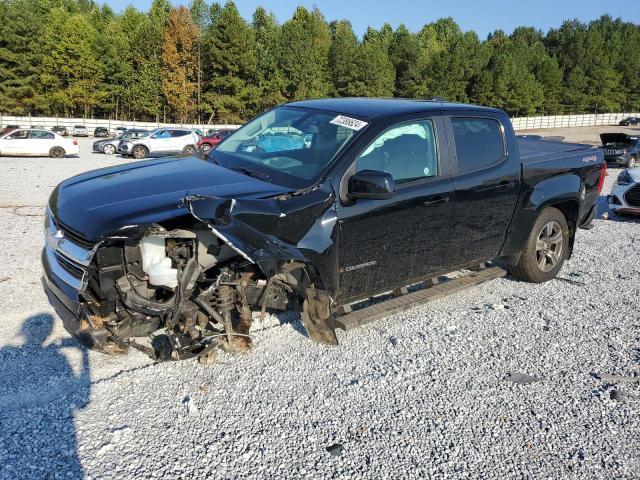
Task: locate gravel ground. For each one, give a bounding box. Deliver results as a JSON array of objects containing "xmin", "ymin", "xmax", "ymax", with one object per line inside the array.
[{"xmin": 0, "ymin": 135, "xmax": 639, "ymax": 479}]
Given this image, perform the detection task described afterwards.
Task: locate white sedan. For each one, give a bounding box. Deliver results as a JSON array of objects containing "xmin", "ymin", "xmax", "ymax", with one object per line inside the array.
[
  {"xmin": 0, "ymin": 129, "xmax": 80, "ymax": 158},
  {"xmin": 608, "ymin": 167, "xmax": 640, "ymax": 215}
]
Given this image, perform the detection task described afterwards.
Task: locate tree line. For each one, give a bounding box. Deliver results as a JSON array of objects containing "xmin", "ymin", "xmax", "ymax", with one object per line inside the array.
[{"xmin": 0, "ymin": 0, "xmax": 638, "ymax": 123}]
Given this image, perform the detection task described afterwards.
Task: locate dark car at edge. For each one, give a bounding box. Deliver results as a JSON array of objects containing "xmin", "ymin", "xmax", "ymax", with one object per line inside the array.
[
  {"xmin": 601, "ymin": 133, "xmax": 639, "ymax": 168},
  {"xmin": 43, "ymin": 98, "xmax": 605, "ymax": 362}
]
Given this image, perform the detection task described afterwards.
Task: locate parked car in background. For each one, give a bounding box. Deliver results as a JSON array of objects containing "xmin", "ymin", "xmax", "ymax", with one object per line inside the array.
[
  {"xmin": 601, "ymin": 133, "xmax": 638, "ymax": 168},
  {"xmin": 51, "ymin": 126, "xmax": 68, "ymax": 136},
  {"xmin": 94, "ymin": 127, "xmax": 109, "ymax": 137},
  {"xmin": 1, "ymin": 125, "xmax": 20, "ymax": 135},
  {"xmin": 73, "ymin": 125, "xmax": 88, "ymax": 137},
  {"xmin": 619, "ymin": 117, "xmax": 640, "ymax": 126},
  {"xmin": 608, "ymin": 167, "xmax": 640, "ymax": 215},
  {"xmin": 0, "ymin": 128, "xmax": 79, "ymax": 157},
  {"xmin": 198, "ymin": 128, "xmax": 235, "ymax": 152},
  {"xmin": 93, "ymin": 129, "xmax": 148, "ymax": 155},
  {"xmin": 117, "ymin": 128, "xmax": 200, "ymax": 159}
]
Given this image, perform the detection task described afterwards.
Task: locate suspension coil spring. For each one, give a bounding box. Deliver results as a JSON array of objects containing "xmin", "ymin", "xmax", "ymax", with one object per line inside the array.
[
  {"xmin": 215, "ymin": 284, "xmax": 234, "ymax": 344},
  {"xmin": 215, "ymin": 284, "xmax": 234, "ymax": 313}
]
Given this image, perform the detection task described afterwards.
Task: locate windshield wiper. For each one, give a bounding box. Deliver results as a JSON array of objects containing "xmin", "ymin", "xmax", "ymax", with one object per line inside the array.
[{"xmin": 226, "ymin": 164, "xmax": 272, "ymax": 181}]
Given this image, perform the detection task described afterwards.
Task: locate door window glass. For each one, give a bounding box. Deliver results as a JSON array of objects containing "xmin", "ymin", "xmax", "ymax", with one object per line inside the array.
[
  {"xmin": 170, "ymin": 130, "xmax": 189, "ymax": 137},
  {"xmin": 451, "ymin": 118, "xmax": 505, "ymax": 173},
  {"xmin": 153, "ymin": 130, "xmax": 171, "ymax": 139},
  {"xmin": 31, "ymin": 130, "xmax": 54, "ymax": 139},
  {"xmin": 8, "ymin": 130, "xmax": 29, "ymax": 139},
  {"xmin": 356, "ymin": 120, "xmax": 438, "ymax": 184}
]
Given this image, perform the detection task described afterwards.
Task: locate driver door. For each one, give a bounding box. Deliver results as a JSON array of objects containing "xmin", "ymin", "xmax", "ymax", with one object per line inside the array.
[
  {"xmin": 0, "ymin": 129, "xmax": 31, "ymax": 156},
  {"xmin": 150, "ymin": 129, "xmax": 173, "ymax": 152},
  {"xmin": 336, "ymin": 116, "xmax": 456, "ymax": 303}
]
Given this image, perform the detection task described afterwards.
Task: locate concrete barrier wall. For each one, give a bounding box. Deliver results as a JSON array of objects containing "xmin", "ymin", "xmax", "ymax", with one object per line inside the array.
[
  {"xmin": 1, "ymin": 112, "xmax": 639, "ymax": 132},
  {"xmin": 510, "ymin": 112, "xmax": 639, "ymax": 130},
  {"xmin": 0, "ymin": 115, "xmax": 241, "ymax": 132}
]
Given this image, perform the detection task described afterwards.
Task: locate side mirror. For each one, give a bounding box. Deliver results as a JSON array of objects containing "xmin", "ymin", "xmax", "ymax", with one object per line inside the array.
[{"xmin": 348, "ymin": 169, "xmax": 395, "ymax": 200}]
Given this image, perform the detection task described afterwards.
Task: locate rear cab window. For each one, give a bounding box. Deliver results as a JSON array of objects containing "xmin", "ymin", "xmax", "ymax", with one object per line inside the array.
[{"xmin": 451, "ymin": 117, "xmax": 506, "ymax": 173}]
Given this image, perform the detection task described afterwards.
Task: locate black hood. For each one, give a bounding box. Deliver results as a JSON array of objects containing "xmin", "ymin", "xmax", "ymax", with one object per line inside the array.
[{"xmin": 49, "ymin": 156, "xmax": 290, "ymax": 241}]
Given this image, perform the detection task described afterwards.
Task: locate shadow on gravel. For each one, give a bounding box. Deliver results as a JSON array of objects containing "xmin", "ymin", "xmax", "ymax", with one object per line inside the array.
[{"xmin": 0, "ymin": 314, "xmax": 90, "ymax": 479}]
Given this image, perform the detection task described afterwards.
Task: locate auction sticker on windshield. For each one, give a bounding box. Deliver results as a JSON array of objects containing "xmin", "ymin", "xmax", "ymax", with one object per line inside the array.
[{"xmin": 330, "ymin": 115, "xmax": 368, "ymax": 131}]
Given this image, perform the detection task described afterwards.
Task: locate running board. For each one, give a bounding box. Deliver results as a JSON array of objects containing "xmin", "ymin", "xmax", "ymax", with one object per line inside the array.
[{"xmin": 334, "ymin": 266, "xmax": 507, "ymax": 332}]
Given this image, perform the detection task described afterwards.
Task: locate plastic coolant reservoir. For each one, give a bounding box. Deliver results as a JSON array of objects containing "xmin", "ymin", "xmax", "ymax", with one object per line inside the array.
[{"xmin": 139, "ymin": 236, "xmax": 178, "ymax": 288}]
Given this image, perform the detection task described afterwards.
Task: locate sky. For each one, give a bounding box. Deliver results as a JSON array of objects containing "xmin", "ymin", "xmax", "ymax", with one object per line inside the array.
[{"xmin": 104, "ymin": 0, "xmax": 640, "ymax": 38}]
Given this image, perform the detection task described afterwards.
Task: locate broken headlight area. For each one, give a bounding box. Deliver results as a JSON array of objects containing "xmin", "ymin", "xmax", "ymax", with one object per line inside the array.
[{"xmin": 78, "ymin": 223, "xmax": 299, "ymax": 362}]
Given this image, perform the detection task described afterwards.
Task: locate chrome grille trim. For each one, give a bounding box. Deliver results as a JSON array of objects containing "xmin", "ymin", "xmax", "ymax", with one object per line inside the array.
[{"xmin": 44, "ymin": 209, "xmax": 101, "ymax": 290}]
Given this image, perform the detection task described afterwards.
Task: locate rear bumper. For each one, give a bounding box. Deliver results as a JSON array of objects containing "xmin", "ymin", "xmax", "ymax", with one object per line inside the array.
[{"xmin": 604, "ymin": 156, "xmax": 630, "ymax": 166}]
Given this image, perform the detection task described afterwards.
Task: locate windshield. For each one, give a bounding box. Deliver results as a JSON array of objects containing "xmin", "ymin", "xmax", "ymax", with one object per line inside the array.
[{"xmin": 213, "ymin": 107, "xmax": 365, "ymax": 188}]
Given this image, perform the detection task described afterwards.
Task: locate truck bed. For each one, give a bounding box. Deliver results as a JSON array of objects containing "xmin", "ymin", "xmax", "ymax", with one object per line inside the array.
[{"xmin": 516, "ymin": 136, "xmax": 596, "ymax": 164}]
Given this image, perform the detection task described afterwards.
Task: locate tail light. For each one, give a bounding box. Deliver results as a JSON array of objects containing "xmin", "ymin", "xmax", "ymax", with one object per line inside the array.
[
  {"xmin": 73, "ymin": 139, "xmax": 78, "ymax": 145},
  {"xmin": 597, "ymin": 161, "xmax": 607, "ymax": 195}
]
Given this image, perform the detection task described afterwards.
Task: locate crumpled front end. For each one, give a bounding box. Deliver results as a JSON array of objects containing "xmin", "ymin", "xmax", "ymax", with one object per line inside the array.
[{"xmin": 42, "ymin": 184, "xmax": 342, "ymax": 362}]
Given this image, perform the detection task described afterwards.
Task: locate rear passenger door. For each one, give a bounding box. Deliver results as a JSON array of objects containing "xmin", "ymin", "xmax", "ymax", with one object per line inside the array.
[
  {"xmin": 30, "ymin": 130, "xmax": 55, "ymax": 155},
  {"xmin": 169, "ymin": 130, "xmax": 190, "ymax": 152},
  {"xmin": 446, "ymin": 115, "xmax": 521, "ymax": 267}
]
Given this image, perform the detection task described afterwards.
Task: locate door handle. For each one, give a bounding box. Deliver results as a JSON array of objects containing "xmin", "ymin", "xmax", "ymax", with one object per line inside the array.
[
  {"xmin": 423, "ymin": 195, "xmax": 450, "ymax": 206},
  {"xmin": 496, "ymin": 181, "xmax": 515, "ymax": 192}
]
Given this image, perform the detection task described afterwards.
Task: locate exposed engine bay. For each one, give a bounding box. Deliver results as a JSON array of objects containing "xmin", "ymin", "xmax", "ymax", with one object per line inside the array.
[{"xmin": 69, "ymin": 190, "xmax": 340, "ymax": 363}]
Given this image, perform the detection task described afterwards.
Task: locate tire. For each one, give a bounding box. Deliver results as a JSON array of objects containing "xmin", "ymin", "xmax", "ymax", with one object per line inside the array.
[
  {"xmin": 131, "ymin": 145, "xmax": 148, "ymax": 159},
  {"xmin": 183, "ymin": 145, "xmax": 196, "ymax": 155},
  {"xmin": 102, "ymin": 144, "xmax": 116, "ymax": 155},
  {"xmin": 50, "ymin": 146, "xmax": 66, "ymax": 158},
  {"xmin": 509, "ymin": 207, "xmax": 569, "ymax": 283},
  {"xmin": 627, "ymin": 156, "xmax": 637, "ymax": 169},
  {"xmin": 200, "ymin": 143, "xmax": 212, "ymax": 152}
]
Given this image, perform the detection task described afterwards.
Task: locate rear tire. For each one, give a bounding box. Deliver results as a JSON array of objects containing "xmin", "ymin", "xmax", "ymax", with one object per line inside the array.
[
  {"xmin": 628, "ymin": 156, "xmax": 637, "ymax": 168},
  {"xmin": 200, "ymin": 143, "xmax": 212, "ymax": 152},
  {"xmin": 131, "ymin": 145, "xmax": 147, "ymax": 159},
  {"xmin": 50, "ymin": 147, "xmax": 66, "ymax": 158},
  {"xmin": 183, "ymin": 145, "xmax": 196, "ymax": 155},
  {"xmin": 509, "ymin": 207, "xmax": 569, "ymax": 283},
  {"xmin": 102, "ymin": 144, "xmax": 116, "ymax": 155}
]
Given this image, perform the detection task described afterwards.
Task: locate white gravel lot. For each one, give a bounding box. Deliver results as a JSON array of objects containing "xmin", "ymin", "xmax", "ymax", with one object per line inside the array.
[{"xmin": 0, "ymin": 134, "xmax": 639, "ymax": 479}]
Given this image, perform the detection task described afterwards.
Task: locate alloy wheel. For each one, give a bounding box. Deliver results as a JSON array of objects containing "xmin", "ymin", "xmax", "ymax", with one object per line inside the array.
[{"xmin": 535, "ymin": 220, "xmax": 564, "ymax": 272}]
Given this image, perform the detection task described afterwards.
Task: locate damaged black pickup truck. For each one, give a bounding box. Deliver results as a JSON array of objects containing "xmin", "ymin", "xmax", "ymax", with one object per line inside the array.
[{"xmin": 43, "ymin": 99, "xmax": 605, "ymax": 361}]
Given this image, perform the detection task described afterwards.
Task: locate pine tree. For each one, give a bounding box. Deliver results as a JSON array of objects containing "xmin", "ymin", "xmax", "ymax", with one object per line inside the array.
[
  {"xmin": 280, "ymin": 6, "xmax": 332, "ymax": 100},
  {"xmin": 252, "ymin": 7, "xmax": 286, "ymax": 113},
  {"xmin": 161, "ymin": 7, "xmax": 199, "ymax": 123},
  {"xmin": 203, "ymin": 1, "xmax": 258, "ymax": 122}
]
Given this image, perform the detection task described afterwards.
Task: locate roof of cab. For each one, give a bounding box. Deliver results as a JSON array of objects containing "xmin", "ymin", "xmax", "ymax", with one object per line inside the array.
[{"xmin": 286, "ymin": 97, "xmax": 503, "ymax": 119}]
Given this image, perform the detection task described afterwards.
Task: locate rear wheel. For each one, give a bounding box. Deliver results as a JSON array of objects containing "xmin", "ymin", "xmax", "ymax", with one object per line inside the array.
[
  {"xmin": 183, "ymin": 144, "xmax": 196, "ymax": 155},
  {"xmin": 200, "ymin": 143, "xmax": 212, "ymax": 152},
  {"xmin": 627, "ymin": 156, "xmax": 637, "ymax": 168},
  {"xmin": 509, "ymin": 207, "xmax": 569, "ymax": 283},
  {"xmin": 50, "ymin": 147, "xmax": 66, "ymax": 158},
  {"xmin": 102, "ymin": 144, "xmax": 116, "ymax": 155},
  {"xmin": 131, "ymin": 145, "xmax": 148, "ymax": 159}
]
